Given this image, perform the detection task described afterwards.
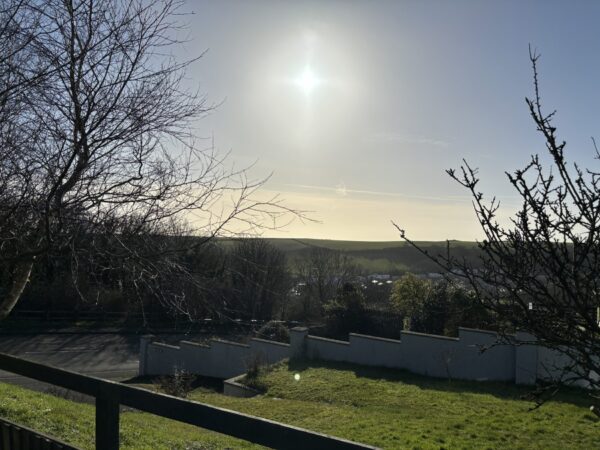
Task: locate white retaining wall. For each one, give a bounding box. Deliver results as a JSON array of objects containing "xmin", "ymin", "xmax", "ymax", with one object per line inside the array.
[
  {"xmin": 140, "ymin": 336, "xmax": 291, "ymax": 379},
  {"xmin": 139, "ymin": 327, "xmax": 579, "ymax": 386},
  {"xmin": 294, "ymin": 327, "xmax": 516, "ymax": 381}
]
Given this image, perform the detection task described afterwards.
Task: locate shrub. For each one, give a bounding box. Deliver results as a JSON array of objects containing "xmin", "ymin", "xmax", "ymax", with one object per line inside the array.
[
  {"xmin": 158, "ymin": 369, "xmax": 194, "ymax": 398},
  {"xmin": 242, "ymin": 352, "xmax": 269, "ymax": 392},
  {"xmin": 256, "ymin": 320, "xmax": 290, "ymax": 343}
]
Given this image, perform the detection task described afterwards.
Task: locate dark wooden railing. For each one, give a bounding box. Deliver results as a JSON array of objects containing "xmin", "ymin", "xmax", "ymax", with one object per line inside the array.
[
  {"xmin": 0, "ymin": 353, "xmax": 377, "ymax": 450},
  {"xmin": 0, "ymin": 416, "xmax": 80, "ymax": 450}
]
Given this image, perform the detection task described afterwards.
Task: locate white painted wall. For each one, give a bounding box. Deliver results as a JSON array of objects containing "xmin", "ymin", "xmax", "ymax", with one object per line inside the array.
[
  {"xmin": 139, "ymin": 327, "xmax": 581, "ymax": 387},
  {"xmin": 140, "ymin": 337, "xmax": 291, "ymax": 379},
  {"xmin": 293, "ymin": 328, "xmax": 515, "ymax": 381}
]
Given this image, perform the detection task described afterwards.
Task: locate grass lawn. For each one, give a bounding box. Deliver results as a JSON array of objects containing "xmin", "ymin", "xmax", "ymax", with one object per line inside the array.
[
  {"xmin": 0, "ymin": 360, "xmax": 598, "ymax": 449},
  {"xmin": 0, "ymin": 382, "xmax": 260, "ymax": 449}
]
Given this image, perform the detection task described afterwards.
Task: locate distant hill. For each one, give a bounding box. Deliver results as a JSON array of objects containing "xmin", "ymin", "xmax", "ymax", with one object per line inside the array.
[{"xmin": 221, "ymin": 238, "xmax": 482, "ymax": 275}]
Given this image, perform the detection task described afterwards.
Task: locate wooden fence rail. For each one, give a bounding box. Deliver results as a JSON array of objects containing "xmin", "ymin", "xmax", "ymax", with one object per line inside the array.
[{"xmin": 0, "ymin": 353, "xmax": 378, "ymax": 450}]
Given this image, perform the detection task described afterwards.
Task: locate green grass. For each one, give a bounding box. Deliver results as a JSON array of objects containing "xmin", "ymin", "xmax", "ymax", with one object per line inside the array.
[
  {"xmin": 0, "ymin": 383, "xmax": 261, "ymax": 449},
  {"xmin": 220, "ymin": 237, "xmax": 414, "ymax": 252},
  {"xmin": 265, "ymin": 238, "xmax": 482, "ymax": 274},
  {"xmin": 1, "ymin": 360, "xmax": 598, "ymax": 449},
  {"xmin": 219, "ymin": 237, "xmax": 482, "ymax": 274},
  {"xmin": 187, "ymin": 360, "xmax": 600, "ymax": 449},
  {"xmin": 262, "ymin": 238, "xmax": 478, "ymax": 252}
]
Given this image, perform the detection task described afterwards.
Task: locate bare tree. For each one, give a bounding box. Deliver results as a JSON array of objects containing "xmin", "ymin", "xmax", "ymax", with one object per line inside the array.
[
  {"xmin": 0, "ymin": 0, "xmax": 299, "ymax": 319},
  {"xmin": 295, "ymin": 246, "xmax": 360, "ymax": 319},
  {"xmin": 226, "ymin": 238, "xmax": 289, "ymax": 320},
  {"xmin": 396, "ymin": 49, "xmax": 600, "ymax": 394},
  {"xmin": 0, "ymin": 1, "xmax": 45, "ymax": 100}
]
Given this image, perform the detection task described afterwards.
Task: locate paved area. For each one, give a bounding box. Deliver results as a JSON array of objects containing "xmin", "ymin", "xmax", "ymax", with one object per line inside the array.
[
  {"xmin": 0, "ymin": 331, "xmax": 246, "ymax": 392},
  {"xmin": 0, "ymin": 333, "xmax": 141, "ymax": 390}
]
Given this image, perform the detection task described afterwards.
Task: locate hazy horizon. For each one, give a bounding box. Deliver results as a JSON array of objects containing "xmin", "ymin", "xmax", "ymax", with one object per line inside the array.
[{"xmin": 180, "ymin": 0, "xmax": 600, "ymax": 241}]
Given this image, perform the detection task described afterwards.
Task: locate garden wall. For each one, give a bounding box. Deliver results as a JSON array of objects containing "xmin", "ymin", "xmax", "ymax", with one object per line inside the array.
[
  {"xmin": 295, "ymin": 327, "xmax": 516, "ymax": 381},
  {"xmin": 140, "ymin": 336, "xmax": 290, "ymax": 379},
  {"xmin": 139, "ymin": 327, "xmax": 585, "ymax": 386}
]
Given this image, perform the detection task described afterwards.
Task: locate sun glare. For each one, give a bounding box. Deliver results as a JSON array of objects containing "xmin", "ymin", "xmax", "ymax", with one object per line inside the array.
[{"xmin": 295, "ymin": 67, "xmax": 319, "ymax": 94}]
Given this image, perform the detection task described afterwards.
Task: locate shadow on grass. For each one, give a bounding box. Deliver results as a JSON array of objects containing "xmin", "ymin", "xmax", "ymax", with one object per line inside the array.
[{"xmin": 285, "ymin": 358, "xmax": 595, "ymax": 409}]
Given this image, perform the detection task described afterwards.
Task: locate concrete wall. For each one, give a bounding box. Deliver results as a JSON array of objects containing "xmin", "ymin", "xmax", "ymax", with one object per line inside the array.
[
  {"xmin": 299, "ymin": 327, "xmax": 515, "ymax": 382},
  {"xmin": 223, "ymin": 374, "xmax": 260, "ymax": 398},
  {"xmin": 250, "ymin": 338, "xmax": 291, "ymax": 365},
  {"xmin": 452, "ymin": 328, "xmax": 515, "ymax": 381},
  {"xmin": 305, "ymin": 336, "xmax": 350, "ymax": 362},
  {"xmin": 514, "ymin": 332, "xmax": 599, "ymax": 388},
  {"xmin": 140, "ymin": 337, "xmax": 291, "ymax": 379},
  {"xmin": 140, "ymin": 327, "xmax": 583, "ymax": 386},
  {"xmin": 515, "ymin": 331, "xmax": 538, "ymax": 385},
  {"xmin": 144, "ymin": 342, "xmax": 181, "ymax": 376},
  {"xmin": 347, "ymin": 334, "xmax": 403, "ymax": 368},
  {"xmin": 535, "ymin": 343, "xmax": 599, "ymax": 389}
]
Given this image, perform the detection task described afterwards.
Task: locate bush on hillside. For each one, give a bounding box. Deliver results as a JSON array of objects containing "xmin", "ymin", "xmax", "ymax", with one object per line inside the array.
[
  {"xmin": 256, "ymin": 320, "xmax": 290, "ymax": 343},
  {"xmin": 158, "ymin": 368, "xmax": 194, "ymax": 398}
]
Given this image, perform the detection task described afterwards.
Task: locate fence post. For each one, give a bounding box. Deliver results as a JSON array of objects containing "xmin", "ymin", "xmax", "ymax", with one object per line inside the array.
[{"xmin": 96, "ymin": 388, "xmax": 120, "ymax": 450}]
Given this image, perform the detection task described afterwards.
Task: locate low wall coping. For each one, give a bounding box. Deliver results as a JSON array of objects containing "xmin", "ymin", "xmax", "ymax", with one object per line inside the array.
[
  {"xmin": 349, "ymin": 333, "xmax": 401, "ymax": 344},
  {"xmin": 458, "ymin": 327, "xmax": 517, "ymax": 339},
  {"xmin": 401, "ymin": 330, "xmax": 459, "ymax": 342},
  {"xmin": 306, "ymin": 335, "xmax": 350, "ymax": 346},
  {"xmin": 180, "ymin": 340, "xmax": 210, "ymax": 348},
  {"xmin": 515, "ymin": 331, "xmax": 538, "ymax": 342},
  {"xmin": 250, "ymin": 338, "xmax": 290, "ymax": 347},
  {"xmin": 149, "ymin": 342, "xmax": 180, "ymax": 350},
  {"xmin": 458, "ymin": 327, "xmax": 499, "ymax": 336},
  {"xmin": 211, "ymin": 338, "xmax": 250, "ymax": 348},
  {"xmin": 223, "ymin": 373, "xmax": 260, "ymax": 398}
]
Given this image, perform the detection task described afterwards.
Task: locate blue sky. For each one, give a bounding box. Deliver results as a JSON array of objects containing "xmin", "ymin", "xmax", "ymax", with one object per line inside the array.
[{"xmin": 180, "ymin": 0, "xmax": 600, "ymax": 240}]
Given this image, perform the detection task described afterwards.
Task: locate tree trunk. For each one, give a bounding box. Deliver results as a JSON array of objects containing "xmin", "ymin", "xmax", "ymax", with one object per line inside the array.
[{"xmin": 0, "ymin": 259, "xmax": 34, "ymax": 320}]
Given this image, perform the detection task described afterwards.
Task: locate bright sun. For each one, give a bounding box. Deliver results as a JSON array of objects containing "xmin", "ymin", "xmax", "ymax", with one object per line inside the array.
[{"xmin": 295, "ymin": 67, "xmax": 319, "ymax": 94}]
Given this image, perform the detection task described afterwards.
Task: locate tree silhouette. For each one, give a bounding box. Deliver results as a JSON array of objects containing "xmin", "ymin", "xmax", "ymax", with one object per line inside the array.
[
  {"xmin": 0, "ymin": 0, "xmax": 299, "ymax": 319},
  {"xmin": 396, "ymin": 49, "xmax": 600, "ymax": 393}
]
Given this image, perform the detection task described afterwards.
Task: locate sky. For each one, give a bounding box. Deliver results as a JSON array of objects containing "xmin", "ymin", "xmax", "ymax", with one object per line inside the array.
[{"xmin": 177, "ymin": 0, "xmax": 600, "ymax": 241}]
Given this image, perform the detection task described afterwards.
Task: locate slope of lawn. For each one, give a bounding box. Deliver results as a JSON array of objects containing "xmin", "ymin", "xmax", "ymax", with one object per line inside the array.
[
  {"xmin": 0, "ymin": 383, "xmax": 261, "ymax": 449},
  {"xmin": 187, "ymin": 360, "xmax": 599, "ymax": 450},
  {"xmin": 0, "ymin": 360, "xmax": 599, "ymax": 449}
]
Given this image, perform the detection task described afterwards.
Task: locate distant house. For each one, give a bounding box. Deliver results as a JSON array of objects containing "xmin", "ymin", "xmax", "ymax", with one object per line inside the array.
[
  {"xmin": 425, "ymin": 272, "xmax": 444, "ymax": 279},
  {"xmin": 369, "ymin": 273, "xmax": 391, "ymax": 281}
]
